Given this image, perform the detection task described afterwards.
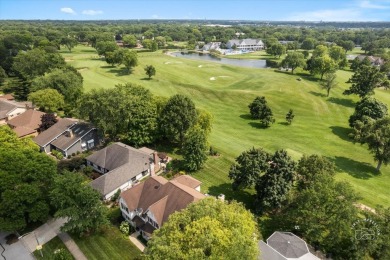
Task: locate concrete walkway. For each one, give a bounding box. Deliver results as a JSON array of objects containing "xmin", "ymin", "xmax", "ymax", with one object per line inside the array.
[
  {"xmin": 1, "ymin": 232, "xmax": 34, "ymax": 260},
  {"xmin": 58, "ymin": 232, "xmax": 87, "ymax": 260},
  {"xmin": 129, "ymin": 232, "xmax": 145, "ymax": 252}
]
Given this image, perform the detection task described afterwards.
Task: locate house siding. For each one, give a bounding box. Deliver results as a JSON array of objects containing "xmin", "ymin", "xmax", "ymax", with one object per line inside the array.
[{"xmin": 7, "ymin": 107, "xmax": 27, "ymax": 120}]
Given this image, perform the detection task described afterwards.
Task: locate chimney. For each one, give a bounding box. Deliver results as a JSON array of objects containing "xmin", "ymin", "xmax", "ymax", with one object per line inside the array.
[{"xmin": 65, "ymin": 129, "xmax": 73, "ymax": 138}]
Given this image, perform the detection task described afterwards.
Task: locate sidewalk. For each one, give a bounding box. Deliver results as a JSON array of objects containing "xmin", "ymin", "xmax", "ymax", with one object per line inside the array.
[
  {"xmin": 58, "ymin": 232, "xmax": 87, "ymax": 260},
  {"xmin": 129, "ymin": 232, "xmax": 145, "ymax": 252}
]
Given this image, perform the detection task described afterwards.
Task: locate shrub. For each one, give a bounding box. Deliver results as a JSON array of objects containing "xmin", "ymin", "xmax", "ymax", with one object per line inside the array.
[
  {"xmin": 53, "ymin": 248, "xmax": 73, "ymax": 260},
  {"xmin": 52, "ymin": 150, "xmax": 64, "ymax": 160},
  {"xmin": 76, "ymin": 151, "xmax": 80, "ymax": 155},
  {"xmin": 111, "ymin": 189, "xmax": 121, "ymax": 202},
  {"xmin": 120, "ymin": 221, "xmax": 130, "ymax": 236},
  {"xmin": 71, "ymin": 153, "xmax": 76, "ymax": 157}
]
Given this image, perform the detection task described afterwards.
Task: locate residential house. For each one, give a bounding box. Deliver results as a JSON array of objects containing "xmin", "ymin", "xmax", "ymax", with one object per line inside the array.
[
  {"xmin": 357, "ymin": 55, "xmax": 385, "ymax": 66},
  {"xmin": 119, "ymin": 175, "xmax": 205, "ymax": 240},
  {"xmin": 87, "ymin": 142, "xmax": 161, "ymax": 200},
  {"xmin": 7, "ymin": 109, "xmax": 45, "ymax": 138},
  {"xmin": 33, "ymin": 118, "xmax": 100, "ymax": 156},
  {"xmin": 259, "ymin": 232, "xmax": 320, "ymax": 260},
  {"xmin": 0, "ymin": 99, "xmax": 32, "ymax": 125},
  {"xmin": 226, "ymin": 39, "xmax": 265, "ymax": 51},
  {"xmin": 202, "ymin": 42, "xmax": 221, "ymax": 51}
]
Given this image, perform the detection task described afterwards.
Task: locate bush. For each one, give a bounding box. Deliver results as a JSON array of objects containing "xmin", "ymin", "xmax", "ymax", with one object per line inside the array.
[
  {"xmin": 71, "ymin": 153, "xmax": 76, "ymax": 157},
  {"xmin": 53, "ymin": 248, "xmax": 73, "ymax": 260},
  {"xmin": 76, "ymin": 151, "xmax": 80, "ymax": 155},
  {"xmin": 120, "ymin": 221, "xmax": 130, "ymax": 236},
  {"xmin": 58, "ymin": 157, "xmax": 86, "ymax": 172},
  {"xmin": 111, "ymin": 189, "xmax": 121, "ymax": 202},
  {"xmin": 52, "ymin": 150, "xmax": 64, "ymax": 160},
  {"xmin": 209, "ymin": 146, "xmax": 220, "ymax": 156}
]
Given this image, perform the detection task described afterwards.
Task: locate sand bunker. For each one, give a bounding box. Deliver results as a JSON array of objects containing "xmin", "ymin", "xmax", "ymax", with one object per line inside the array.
[
  {"xmin": 164, "ymin": 61, "xmax": 183, "ymax": 65},
  {"xmin": 209, "ymin": 76, "xmax": 231, "ymax": 81}
]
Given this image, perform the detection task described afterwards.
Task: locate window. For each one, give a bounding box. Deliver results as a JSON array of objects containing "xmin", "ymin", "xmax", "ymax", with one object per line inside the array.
[
  {"xmin": 131, "ymin": 177, "xmax": 136, "ymax": 182},
  {"xmin": 142, "ymin": 170, "xmax": 148, "ymax": 177},
  {"xmin": 87, "ymin": 139, "xmax": 94, "ymax": 149}
]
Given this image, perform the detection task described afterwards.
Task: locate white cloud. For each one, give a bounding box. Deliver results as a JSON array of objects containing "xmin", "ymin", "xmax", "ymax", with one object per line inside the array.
[
  {"xmin": 359, "ymin": 0, "xmax": 390, "ymax": 9},
  {"xmin": 60, "ymin": 7, "xmax": 76, "ymax": 15},
  {"xmin": 287, "ymin": 8, "xmax": 364, "ymax": 21},
  {"xmin": 82, "ymin": 10, "xmax": 103, "ymax": 15}
]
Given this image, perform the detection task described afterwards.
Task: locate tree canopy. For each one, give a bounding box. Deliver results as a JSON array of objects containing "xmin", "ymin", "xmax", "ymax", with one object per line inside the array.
[
  {"xmin": 0, "ymin": 126, "xmax": 57, "ymax": 231},
  {"xmin": 146, "ymin": 198, "xmax": 259, "ymax": 260},
  {"xmin": 281, "ymin": 52, "xmax": 306, "ymax": 74},
  {"xmin": 320, "ymin": 72, "xmax": 338, "ymax": 97},
  {"xmin": 28, "ymin": 88, "xmax": 65, "ymax": 113},
  {"xmin": 248, "ymin": 96, "xmax": 275, "ymax": 127},
  {"xmin": 50, "ymin": 171, "xmax": 108, "ymax": 236},
  {"xmin": 349, "ymin": 97, "xmax": 388, "ymax": 127},
  {"xmin": 182, "ymin": 126, "xmax": 208, "ymax": 172}
]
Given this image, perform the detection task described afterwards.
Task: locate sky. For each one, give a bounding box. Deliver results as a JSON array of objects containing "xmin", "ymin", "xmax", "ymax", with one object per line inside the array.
[{"xmin": 0, "ymin": 0, "xmax": 389, "ymax": 21}]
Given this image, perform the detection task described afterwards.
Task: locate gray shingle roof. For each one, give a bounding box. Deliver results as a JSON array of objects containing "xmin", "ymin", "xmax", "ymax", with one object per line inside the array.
[
  {"xmin": 33, "ymin": 118, "xmax": 78, "ymax": 147},
  {"xmin": 51, "ymin": 122, "xmax": 94, "ymax": 151},
  {"xmin": 86, "ymin": 142, "xmax": 150, "ymax": 171},
  {"xmin": 267, "ymin": 232, "xmax": 309, "ymax": 258}
]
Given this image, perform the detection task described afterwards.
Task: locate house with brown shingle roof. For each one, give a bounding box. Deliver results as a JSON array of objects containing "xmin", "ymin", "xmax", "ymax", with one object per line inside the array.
[
  {"xmin": 7, "ymin": 109, "xmax": 45, "ymax": 137},
  {"xmin": 87, "ymin": 142, "xmax": 161, "ymax": 200},
  {"xmin": 0, "ymin": 99, "xmax": 32, "ymax": 125},
  {"xmin": 119, "ymin": 175, "xmax": 205, "ymax": 240}
]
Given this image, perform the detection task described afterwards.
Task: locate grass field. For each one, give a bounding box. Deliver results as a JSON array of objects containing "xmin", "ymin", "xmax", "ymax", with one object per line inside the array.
[
  {"xmin": 71, "ymin": 225, "xmax": 141, "ymax": 260},
  {"xmin": 33, "ymin": 236, "xmax": 73, "ymax": 259},
  {"xmin": 62, "ymin": 45, "xmax": 389, "ymax": 208}
]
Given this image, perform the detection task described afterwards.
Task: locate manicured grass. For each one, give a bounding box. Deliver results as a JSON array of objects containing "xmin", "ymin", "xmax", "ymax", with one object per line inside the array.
[
  {"xmin": 33, "ymin": 236, "xmax": 73, "ymax": 259},
  {"xmin": 63, "ymin": 45, "xmax": 390, "ymax": 208},
  {"xmin": 71, "ymin": 225, "xmax": 141, "ymax": 260}
]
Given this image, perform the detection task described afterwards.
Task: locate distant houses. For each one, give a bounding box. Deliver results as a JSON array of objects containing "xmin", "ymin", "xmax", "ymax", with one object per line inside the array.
[
  {"xmin": 202, "ymin": 42, "xmax": 221, "ymax": 51},
  {"xmin": 226, "ymin": 39, "xmax": 265, "ymax": 51}
]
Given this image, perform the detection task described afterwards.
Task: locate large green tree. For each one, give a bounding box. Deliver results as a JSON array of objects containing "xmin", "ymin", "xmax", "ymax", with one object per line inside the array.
[
  {"xmin": 95, "ymin": 41, "xmax": 118, "ymax": 56},
  {"xmin": 0, "ymin": 126, "xmax": 57, "ymax": 231},
  {"xmin": 144, "ymin": 65, "xmax": 156, "ymax": 79},
  {"xmin": 159, "ymin": 94, "xmax": 197, "ymax": 143},
  {"xmin": 28, "ymin": 88, "xmax": 65, "ymax": 113},
  {"xmin": 248, "ymin": 96, "xmax": 275, "ymax": 127},
  {"xmin": 349, "ymin": 97, "xmax": 388, "ymax": 127},
  {"xmin": 182, "ymin": 126, "xmax": 208, "ymax": 172},
  {"xmin": 352, "ymin": 117, "xmax": 390, "ymax": 171},
  {"xmin": 310, "ymin": 54, "xmax": 337, "ymax": 80},
  {"xmin": 50, "ymin": 171, "xmax": 108, "ymax": 236},
  {"xmin": 61, "ymin": 37, "xmax": 78, "ymax": 52},
  {"xmin": 343, "ymin": 65, "xmax": 387, "ymax": 98},
  {"xmin": 146, "ymin": 198, "xmax": 259, "ymax": 260},
  {"xmin": 255, "ymin": 150, "xmax": 296, "ymax": 212},
  {"xmin": 31, "ymin": 67, "xmax": 83, "ymax": 106},
  {"xmin": 266, "ymin": 43, "xmax": 286, "ymax": 58},
  {"xmin": 122, "ymin": 50, "xmax": 138, "ymax": 72},
  {"xmin": 281, "ymin": 52, "xmax": 306, "ymax": 74},
  {"xmin": 79, "ymin": 83, "xmax": 157, "ymax": 145},
  {"xmin": 122, "ymin": 34, "xmax": 137, "ymax": 47}
]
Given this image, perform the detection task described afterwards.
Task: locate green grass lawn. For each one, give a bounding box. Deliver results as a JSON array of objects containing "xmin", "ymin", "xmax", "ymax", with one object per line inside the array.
[
  {"xmin": 71, "ymin": 225, "xmax": 141, "ymax": 260},
  {"xmin": 63, "ymin": 45, "xmax": 390, "ymax": 208},
  {"xmin": 33, "ymin": 236, "xmax": 73, "ymax": 259}
]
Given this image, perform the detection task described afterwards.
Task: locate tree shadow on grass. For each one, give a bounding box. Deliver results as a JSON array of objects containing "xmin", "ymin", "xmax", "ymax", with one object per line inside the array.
[
  {"xmin": 278, "ymin": 122, "xmax": 289, "ymax": 126},
  {"xmin": 107, "ymin": 68, "xmax": 130, "ymax": 76},
  {"xmin": 309, "ymin": 91, "xmax": 327, "ymax": 98},
  {"xmin": 296, "ymin": 72, "xmax": 321, "ymax": 83},
  {"xmin": 248, "ymin": 122, "xmax": 268, "ymax": 129},
  {"xmin": 208, "ymin": 183, "xmax": 255, "ymax": 211},
  {"xmin": 333, "ymin": 156, "xmax": 379, "ymax": 179},
  {"xmin": 327, "ymin": 97, "xmax": 355, "ymax": 108},
  {"xmin": 330, "ymin": 126, "xmax": 353, "ymax": 142},
  {"xmin": 140, "ymin": 77, "xmax": 152, "ymax": 81},
  {"xmin": 239, "ymin": 114, "xmax": 253, "ymax": 120},
  {"xmin": 100, "ymin": 65, "xmax": 115, "ymax": 69}
]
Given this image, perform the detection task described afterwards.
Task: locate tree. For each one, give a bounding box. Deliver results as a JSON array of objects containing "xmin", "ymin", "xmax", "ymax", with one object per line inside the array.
[
  {"xmin": 338, "ymin": 40, "xmax": 355, "ymax": 53},
  {"xmin": 255, "ymin": 150, "xmax": 296, "ymax": 212},
  {"xmin": 301, "ymin": 38, "xmax": 316, "ymax": 50},
  {"xmin": 28, "ymin": 88, "xmax": 64, "ymax": 113},
  {"xmin": 105, "ymin": 50, "xmax": 124, "ymax": 67},
  {"xmin": 352, "ymin": 117, "xmax": 390, "ymax": 171},
  {"xmin": 0, "ymin": 126, "xmax": 56, "ymax": 231},
  {"xmin": 50, "ymin": 171, "xmax": 108, "ymax": 236},
  {"xmin": 159, "ymin": 94, "xmax": 197, "ymax": 143},
  {"xmin": 296, "ymin": 154, "xmax": 335, "ymax": 190},
  {"xmin": 320, "ymin": 72, "xmax": 338, "ymax": 97},
  {"xmin": 13, "ymin": 49, "xmax": 66, "ymax": 80},
  {"xmin": 95, "ymin": 41, "xmax": 118, "ymax": 56},
  {"xmin": 61, "ymin": 37, "xmax": 78, "ymax": 52},
  {"xmin": 285, "ymin": 109, "xmax": 295, "ymax": 124},
  {"xmin": 248, "ymin": 96, "xmax": 275, "ymax": 127},
  {"xmin": 228, "ymin": 147, "xmax": 271, "ymax": 190},
  {"xmin": 285, "ymin": 175, "xmax": 360, "ymax": 259},
  {"xmin": 343, "ymin": 65, "xmax": 387, "ymax": 98},
  {"xmin": 0, "ymin": 66, "xmax": 7, "ymax": 84},
  {"xmin": 182, "ymin": 126, "xmax": 208, "ymax": 171},
  {"xmin": 310, "ymin": 55, "xmax": 337, "ymax": 80},
  {"xmin": 122, "ymin": 34, "xmax": 137, "ymax": 47},
  {"xmin": 281, "ymin": 52, "xmax": 306, "ymax": 74},
  {"xmin": 144, "ymin": 65, "xmax": 156, "ymax": 79},
  {"xmin": 146, "ymin": 198, "xmax": 259, "ymax": 260},
  {"xmin": 122, "ymin": 50, "xmax": 138, "ymax": 73},
  {"xmin": 349, "ymin": 97, "xmax": 388, "ymax": 127},
  {"xmin": 195, "ymin": 109, "xmax": 213, "ymax": 136},
  {"xmin": 329, "ymin": 45, "xmax": 348, "ymax": 68},
  {"xmin": 31, "ymin": 67, "xmax": 83, "ymax": 106},
  {"xmin": 266, "ymin": 44, "xmax": 286, "ymax": 58},
  {"xmin": 39, "ymin": 113, "xmax": 58, "ymax": 133},
  {"xmin": 79, "ymin": 83, "xmax": 157, "ymax": 145}
]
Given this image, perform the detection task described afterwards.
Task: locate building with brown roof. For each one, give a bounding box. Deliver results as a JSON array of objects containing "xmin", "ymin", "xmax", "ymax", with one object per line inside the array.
[
  {"xmin": 87, "ymin": 142, "xmax": 161, "ymax": 200},
  {"xmin": 7, "ymin": 109, "xmax": 45, "ymax": 137},
  {"xmin": 33, "ymin": 118, "xmax": 100, "ymax": 157},
  {"xmin": 119, "ymin": 175, "xmax": 205, "ymax": 240},
  {"xmin": 0, "ymin": 99, "xmax": 32, "ymax": 125}
]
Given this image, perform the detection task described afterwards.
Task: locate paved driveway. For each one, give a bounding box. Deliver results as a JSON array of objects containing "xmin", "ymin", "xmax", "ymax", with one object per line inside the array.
[{"xmin": 0, "ymin": 232, "xmax": 34, "ymax": 260}]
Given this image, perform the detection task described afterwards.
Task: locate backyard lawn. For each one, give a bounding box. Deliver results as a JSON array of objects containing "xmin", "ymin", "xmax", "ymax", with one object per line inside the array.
[
  {"xmin": 62, "ymin": 45, "xmax": 390, "ymax": 208},
  {"xmin": 33, "ymin": 237, "xmax": 73, "ymax": 260},
  {"xmin": 71, "ymin": 225, "xmax": 141, "ymax": 260}
]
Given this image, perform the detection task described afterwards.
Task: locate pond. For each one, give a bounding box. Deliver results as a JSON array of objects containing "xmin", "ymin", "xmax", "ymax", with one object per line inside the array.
[{"xmin": 171, "ymin": 52, "xmax": 267, "ymax": 69}]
